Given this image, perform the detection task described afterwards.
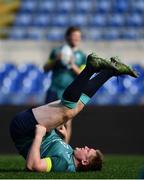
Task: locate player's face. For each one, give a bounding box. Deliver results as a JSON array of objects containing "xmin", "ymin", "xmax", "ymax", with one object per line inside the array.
[
  {"xmin": 74, "ymin": 146, "xmax": 96, "ymax": 162},
  {"xmin": 68, "ymin": 31, "xmax": 81, "ymax": 47}
]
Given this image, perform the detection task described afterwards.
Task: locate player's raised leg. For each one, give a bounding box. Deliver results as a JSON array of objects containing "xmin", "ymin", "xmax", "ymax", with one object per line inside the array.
[
  {"xmin": 62, "ymin": 55, "xmax": 138, "ymax": 112},
  {"xmin": 33, "ymin": 54, "xmax": 137, "ymax": 131},
  {"xmin": 32, "ymin": 54, "xmax": 115, "ymax": 130},
  {"xmin": 79, "ymin": 54, "xmax": 139, "ymax": 105},
  {"xmin": 61, "ymin": 53, "xmax": 116, "ymax": 109}
]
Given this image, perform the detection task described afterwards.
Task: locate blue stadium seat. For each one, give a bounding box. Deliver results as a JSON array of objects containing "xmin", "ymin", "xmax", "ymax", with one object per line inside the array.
[
  {"xmin": 117, "ymin": 76, "xmax": 141, "ymax": 105},
  {"xmin": 86, "ymin": 29, "xmax": 103, "ymax": 40},
  {"xmin": 94, "ymin": 0, "xmax": 111, "ymax": 13},
  {"xmin": 70, "ymin": 14, "xmax": 88, "ymax": 26},
  {"xmin": 113, "ymin": 0, "xmax": 129, "ymax": 13},
  {"xmin": 122, "ymin": 76, "xmax": 138, "ymax": 89},
  {"xmin": 89, "ymin": 87, "xmax": 118, "ymax": 105},
  {"xmin": 103, "ymin": 29, "xmax": 120, "ymax": 40},
  {"xmin": 27, "ymin": 69, "xmax": 43, "ymax": 81},
  {"xmin": 46, "ymin": 28, "xmax": 64, "ymax": 41},
  {"xmin": 0, "ymin": 63, "xmax": 16, "ymax": 86},
  {"xmin": 9, "ymin": 28, "xmax": 27, "ymax": 39},
  {"xmin": 89, "ymin": 14, "xmax": 107, "ymax": 27},
  {"xmin": 24, "ymin": 63, "xmax": 38, "ymax": 71},
  {"xmin": 38, "ymin": 0, "xmax": 56, "ymax": 13},
  {"xmin": 126, "ymin": 13, "xmax": 143, "ymax": 27},
  {"xmin": 17, "ymin": 64, "xmax": 38, "ymax": 78},
  {"xmin": 2, "ymin": 76, "xmax": 21, "ymax": 94},
  {"xmin": 21, "ymin": 77, "xmax": 33, "ymax": 94},
  {"xmin": 22, "ymin": 76, "xmax": 44, "ymax": 94},
  {"xmin": 14, "ymin": 13, "xmax": 32, "ymax": 27},
  {"xmin": 103, "ymin": 77, "xmax": 120, "ymax": 96},
  {"xmin": 7, "ymin": 69, "xmax": 19, "ymax": 82},
  {"xmin": 108, "ymin": 14, "xmax": 125, "ymax": 27},
  {"xmin": 51, "ymin": 14, "xmax": 70, "ymax": 27},
  {"xmin": 122, "ymin": 29, "xmax": 139, "ymax": 39},
  {"xmin": 0, "ymin": 73, "xmax": 25, "ymax": 104},
  {"xmin": 131, "ymin": 0, "xmax": 144, "ymax": 13},
  {"xmin": 132, "ymin": 64, "xmax": 144, "ymax": 74},
  {"xmin": 32, "ymin": 14, "xmax": 51, "ymax": 27},
  {"xmin": 75, "ymin": 0, "xmax": 93, "ymax": 13},
  {"xmin": 0, "ymin": 63, "xmax": 16, "ymax": 72},
  {"xmin": 18, "ymin": 63, "xmax": 33, "ymax": 76},
  {"xmin": 42, "ymin": 75, "xmax": 52, "ymax": 92},
  {"xmin": 20, "ymin": 0, "xmax": 38, "ymax": 13},
  {"xmin": 27, "ymin": 28, "xmax": 45, "ymax": 40},
  {"xmin": 56, "ymin": 0, "xmax": 74, "ymax": 13}
]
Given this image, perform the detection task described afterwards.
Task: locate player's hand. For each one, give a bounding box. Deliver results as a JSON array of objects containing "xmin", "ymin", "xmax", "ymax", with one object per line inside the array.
[
  {"xmin": 55, "ymin": 53, "xmax": 62, "ymax": 61},
  {"xmin": 35, "ymin": 124, "xmax": 46, "ymax": 137}
]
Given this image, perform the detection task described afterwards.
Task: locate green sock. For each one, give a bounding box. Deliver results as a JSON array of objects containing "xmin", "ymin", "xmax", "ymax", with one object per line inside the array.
[
  {"xmin": 79, "ymin": 93, "xmax": 91, "ymax": 105},
  {"xmin": 61, "ymin": 98, "xmax": 77, "ymax": 109}
]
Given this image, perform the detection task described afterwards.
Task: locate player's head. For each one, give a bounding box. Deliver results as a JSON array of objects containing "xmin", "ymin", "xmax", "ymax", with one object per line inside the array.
[
  {"xmin": 65, "ymin": 26, "xmax": 82, "ymax": 47},
  {"xmin": 74, "ymin": 146, "xmax": 103, "ymax": 171}
]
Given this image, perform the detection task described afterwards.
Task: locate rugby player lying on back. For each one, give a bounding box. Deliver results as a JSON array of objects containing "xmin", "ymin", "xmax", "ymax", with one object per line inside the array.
[{"xmin": 10, "ymin": 53, "xmax": 137, "ymax": 172}]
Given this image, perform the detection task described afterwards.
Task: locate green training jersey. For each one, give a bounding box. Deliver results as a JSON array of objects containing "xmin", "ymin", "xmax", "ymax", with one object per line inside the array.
[
  {"xmin": 40, "ymin": 130, "xmax": 76, "ymax": 172},
  {"xmin": 47, "ymin": 46, "xmax": 86, "ymax": 99},
  {"xmin": 16, "ymin": 129, "xmax": 76, "ymax": 172}
]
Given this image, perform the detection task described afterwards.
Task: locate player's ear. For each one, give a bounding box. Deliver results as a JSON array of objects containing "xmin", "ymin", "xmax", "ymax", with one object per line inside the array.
[{"xmin": 81, "ymin": 160, "xmax": 89, "ymax": 166}]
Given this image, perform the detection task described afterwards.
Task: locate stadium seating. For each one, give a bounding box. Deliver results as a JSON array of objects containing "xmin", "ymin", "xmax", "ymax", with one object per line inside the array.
[
  {"xmin": 86, "ymin": 29, "xmax": 103, "ymax": 40},
  {"xmin": 113, "ymin": 0, "xmax": 129, "ymax": 13},
  {"xmin": 14, "ymin": 13, "xmax": 32, "ymax": 27},
  {"xmin": 46, "ymin": 28, "xmax": 64, "ymax": 41},
  {"xmin": 38, "ymin": 0, "xmax": 55, "ymax": 14},
  {"xmin": 0, "ymin": 63, "xmax": 52, "ymax": 104},
  {"xmin": 75, "ymin": 0, "xmax": 93, "ymax": 13},
  {"xmin": 89, "ymin": 14, "xmax": 107, "ymax": 27},
  {"xmin": 0, "ymin": 62, "xmax": 144, "ymax": 105},
  {"xmin": 107, "ymin": 14, "xmax": 125, "ymax": 27},
  {"xmin": 131, "ymin": 0, "xmax": 144, "ymax": 13},
  {"xmin": 103, "ymin": 29, "xmax": 120, "ymax": 40},
  {"xmin": 9, "ymin": 27, "xmax": 27, "ymax": 39},
  {"xmin": 1, "ymin": 0, "xmax": 144, "ymax": 105},
  {"xmin": 121, "ymin": 28, "xmax": 139, "ymax": 39},
  {"xmin": 27, "ymin": 28, "xmax": 45, "ymax": 40},
  {"xmin": 56, "ymin": 1, "xmax": 74, "ymax": 14},
  {"xmin": 51, "ymin": 14, "xmax": 70, "ymax": 27},
  {"xmin": 5, "ymin": 0, "xmax": 143, "ymax": 40},
  {"xmin": 94, "ymin": 0, "xmax": 111, "ymax": 13},
  {"xmin": 0, "ymin": 0, "xmax": 20, "ymax": 38}
]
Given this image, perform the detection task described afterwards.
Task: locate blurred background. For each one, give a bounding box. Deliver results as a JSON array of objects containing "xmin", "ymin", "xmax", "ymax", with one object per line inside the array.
[{"xmin": 0, "ymin": 0, "xmax": 144, "ymax": 154}]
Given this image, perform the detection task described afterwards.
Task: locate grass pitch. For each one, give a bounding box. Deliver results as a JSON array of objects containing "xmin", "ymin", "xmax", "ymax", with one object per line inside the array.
[{"xmin": 0, "ymin": 155, "xmax": 144, "ymax": 179}]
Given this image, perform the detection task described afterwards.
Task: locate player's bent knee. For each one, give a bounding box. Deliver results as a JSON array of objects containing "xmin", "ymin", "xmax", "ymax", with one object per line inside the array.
[{"xmin": 64, "ymin": 109, "xmax": 75, "ymax": 120}]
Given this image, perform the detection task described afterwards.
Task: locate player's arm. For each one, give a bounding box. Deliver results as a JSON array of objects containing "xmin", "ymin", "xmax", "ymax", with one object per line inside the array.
[
  {"xmin": 70, "ymin": 63, "xmax": 85, "ymax": 75},
  {"xmin": 26, "ymin": 125, "xmax": 52, "ymax": 172},
  {"xmin": 63, "ymin": 120, "xmax": 72, "ymax": 143},
  {"xmin": 56, "ymin": 121, "xmax": 72, "ymax": 143},
  {"xmin": 69, "ymin": 53, "xmax": 86, "ymax": 75},
  {"xmin": 43, "ymin": 60, "xmax": 55, "ymax": 72},
  {"xmin": 44, "ymin": 49, "xmax": 61, "ymax": 72}
]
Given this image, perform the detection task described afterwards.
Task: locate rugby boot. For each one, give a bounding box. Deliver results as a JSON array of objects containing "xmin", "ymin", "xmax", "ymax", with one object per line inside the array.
[
  {"xmin": 87, "ymin": 53, "xmax": 116, "ymax": 72},
  {"xmin": 110, "ymin": 56, "xmax": 138, "ymax": 78}
]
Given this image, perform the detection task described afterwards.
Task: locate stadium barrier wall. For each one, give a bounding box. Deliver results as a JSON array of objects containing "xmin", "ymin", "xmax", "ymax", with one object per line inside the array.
[
  {"xmin": 0, "ymin": 40, "xmax": 144, "ymax": 66},
  {"xmin": 0, "ymin": 105, "xmax": 144, "ymax": 154}
]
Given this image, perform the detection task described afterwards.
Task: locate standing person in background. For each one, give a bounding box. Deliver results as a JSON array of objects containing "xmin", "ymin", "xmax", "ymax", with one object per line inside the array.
[
  {"xmin": 44, "ymin": 26, "xmax": 86, "ymax": 103},
  {"xmin": 44, "ymin": 26, "xmax": 86, "ymax": 143}
]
